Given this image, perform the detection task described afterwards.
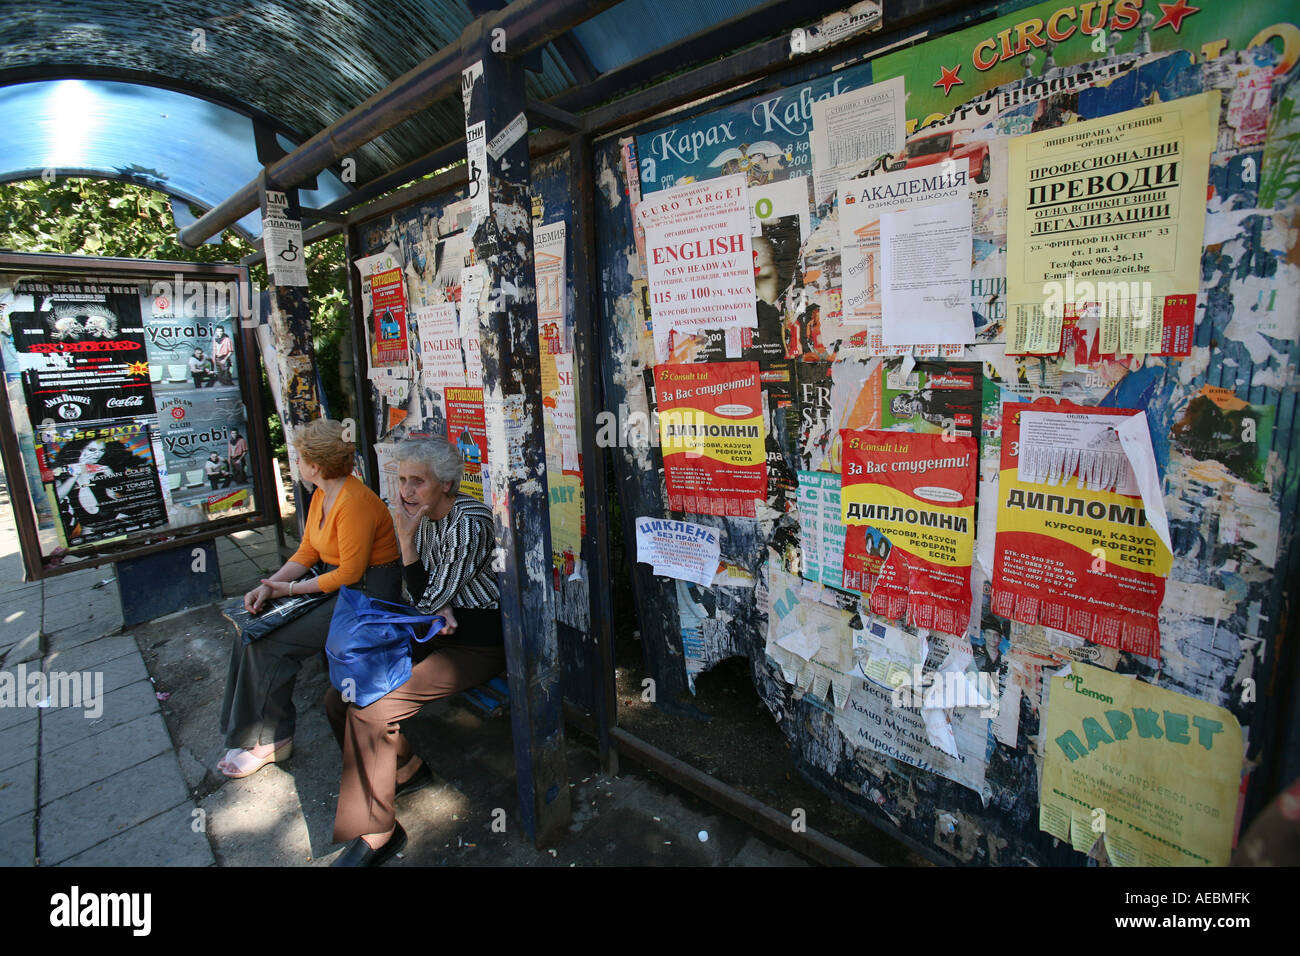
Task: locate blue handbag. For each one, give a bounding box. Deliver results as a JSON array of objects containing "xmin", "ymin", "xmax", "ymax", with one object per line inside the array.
[{"xmin": 325, "ymin": 586, "xmax": 446, "ymax": 707}]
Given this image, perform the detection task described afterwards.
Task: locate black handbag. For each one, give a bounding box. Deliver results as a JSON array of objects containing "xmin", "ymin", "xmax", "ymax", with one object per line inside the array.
[{"xmin": 220, "ymin": 566, "xmax": 333, "ymax": 644}]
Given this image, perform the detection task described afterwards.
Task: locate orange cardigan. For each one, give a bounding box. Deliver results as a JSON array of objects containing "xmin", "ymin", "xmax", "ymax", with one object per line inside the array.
[{"xmin": 288, "ymin": 476, "xmax": 399, "ymax": 593}]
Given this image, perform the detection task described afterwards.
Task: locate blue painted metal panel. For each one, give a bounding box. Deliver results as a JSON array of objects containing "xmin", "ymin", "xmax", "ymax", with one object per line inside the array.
[{"xmin": 116, "ymin": 540, "xmax": 221, "ymax": 629}]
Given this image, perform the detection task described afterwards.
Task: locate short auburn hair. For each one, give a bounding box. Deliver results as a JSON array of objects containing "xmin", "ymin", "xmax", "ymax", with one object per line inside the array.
[{"xmin": 293, "ymin": 418, "xmax": 354, "ymax": 479}]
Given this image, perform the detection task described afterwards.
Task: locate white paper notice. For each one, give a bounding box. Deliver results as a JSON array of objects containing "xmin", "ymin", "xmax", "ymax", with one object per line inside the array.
[
  {"xmin": 880, "ymin": 199, "xmax": 974, "ymax": 345},
  {"xmin": 414, "ymin": 303, "xmax": 466, "ymax": 389},
  {"xmin": 638, "ymin": 174, "xmax": 756, "ymax": 362},
  {"xmin": 465, "ymin": 120, "xmax": 490, "ymax": 223},
  {"xmin": 459, "ymin": 265, "xmax": 486, "ymax": 388},
  {"xmin": 635, "ymin": 517, "xmax": 722, "ymax": 588},
  {"xmin": 1115, "ymin": 411, "xmax": 1172, "ymax": 554},
  {"xmin": 1018, "ymin": 411, "xmax": 1139, "ymax": 495},
  {"xmin": 533, "ymin": 221, "xmax": 566, "ymax": 330},
  {"xmin": 553, "ymin": 351, "xmax": 579, "ymax": 472},
  {"xmin": 488, "ymin": 112, "xmax": 528, "ymax": 161},
  {"xmin": 776, "ymin": 629, "xmax": 821, "ymax": 662},
  {"xmin": 372, "ymin": 442, "xmax": 401, "ymax": 506},
  {"xmin": 262, "ymin": 190, "xmax": 309, "ymax": 287},
  {"xmin": 809, "ymin": 75, "xmax": 906, "ymax": 205},
  {"xmin": 840, "ymin": 166, "xmax": 972, "ymax": 337}
]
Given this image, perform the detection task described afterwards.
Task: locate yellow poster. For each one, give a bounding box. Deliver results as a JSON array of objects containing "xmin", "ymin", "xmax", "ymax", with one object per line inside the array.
[
  {"xmin": 1006, "ymin": 92, "xmax": 1220, "ymax": 354},
  {"xmin": 1040, "ymin": 663, "xmax": 1243, "ymax": 866},
  {"xmin": 548, "ymin": 471, "xmax": 583, "ymax": 557}
]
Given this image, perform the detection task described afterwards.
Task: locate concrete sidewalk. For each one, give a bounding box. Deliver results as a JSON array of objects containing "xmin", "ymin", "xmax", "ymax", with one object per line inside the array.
[
  {"xmin": 0, "ymin": 496, "xmax": 808, "ymax": 867},
  {"xmin": 0, "ymin": 502, "xmax": 285, "ymax": 866}
]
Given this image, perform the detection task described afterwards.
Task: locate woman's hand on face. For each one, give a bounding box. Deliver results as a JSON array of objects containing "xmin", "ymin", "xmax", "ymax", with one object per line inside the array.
[
  {"xmin": 393, "ymin": 502, "xmax": 427, "ymax": 540},
  {"xmin": 244, "ymin": 583, "xmax": 272, "ymax": 615}
]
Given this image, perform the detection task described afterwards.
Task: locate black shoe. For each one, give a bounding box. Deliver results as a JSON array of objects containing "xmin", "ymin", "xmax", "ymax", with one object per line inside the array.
[
  {"xmin": 395, "ymin": 763, "xmax": 432, "ymax": 800},
  {"xmin": 331, "ymin": 822, "xmax": 407, "ymax": 867}
]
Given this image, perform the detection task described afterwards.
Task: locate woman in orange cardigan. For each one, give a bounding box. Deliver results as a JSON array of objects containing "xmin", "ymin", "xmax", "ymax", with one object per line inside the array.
[{"xmin": 217, "ymin": 418, "xmax": 400, "ymax": 778}]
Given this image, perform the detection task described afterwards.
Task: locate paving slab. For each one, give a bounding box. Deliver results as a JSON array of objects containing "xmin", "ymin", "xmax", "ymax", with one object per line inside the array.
[
  {"xmin": 0, "ymin": 811, "xmax": 35, "ymax": 866},
  {"xmin": 0, "ymin": 696, "xmax": 38, "ymax": 733},
  {"xmin": 38, "ymin": 678, "xmax": 160, "ymax": 745},
  {"xmin": 54, "ymin": 650, "xmax": 149, "ymax": 698},
  {"xmin": 38, "ymin": 752, "xmax": 190, "ymax": 864},
  {"xmin": 41, "ymin": 618, "xmax": 120, "ymax": 652},
  {"xmin": 2, "ymin": 629, "xmax": 44, "ymax": 665},
  {"xmin": 0, "ymin": 758, "xmax": 35, "ymax": 826},
  {"xmin": 44, "ymin": 632, "xmax": 139, "ymax": 672},
  {"xmin": 43, "ymin": 568, "xmax": 110, "ymax": 597},
  {"xmin": 43, "ymin": 595, "xmax": 122, "ymax": 632},
  {"xmin": 0, "ymin": 715, "xmax": 38, "ymax": 772},
  {"xmin": 57, "ymin": 802, "xmax": 213, "ymax": 867},
  {"xmin": 41, "ymin": 710, "xmax": 174, "ymax": 802},
  {"xmin": 0, "ymin": 600, "xmax": 42, "ymax": 651}
]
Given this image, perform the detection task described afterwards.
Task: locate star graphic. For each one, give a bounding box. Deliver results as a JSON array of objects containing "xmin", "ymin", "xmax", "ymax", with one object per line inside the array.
[
  {"xmin": 1152, "ymin": 0, "xmax": 1199, "ymax": 33},
  {"xmin": 934, "ymin": 63, "xmax": 964, "ymax": 95},
  {"xmin": 127, "ymin": 361, "xmax": 150, "ymax": 376}
]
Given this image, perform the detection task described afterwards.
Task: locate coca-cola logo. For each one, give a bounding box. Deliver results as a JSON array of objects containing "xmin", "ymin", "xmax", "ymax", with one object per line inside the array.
[{"xmin": 106, "ymin": 395, "xmax": 145, "ymax": 408}]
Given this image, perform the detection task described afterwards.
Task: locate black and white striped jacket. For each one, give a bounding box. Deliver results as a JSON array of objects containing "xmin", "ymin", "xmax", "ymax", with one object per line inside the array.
[{"xmin": 410, "ymin": 494, "xmax": 500, "ymax": 611}]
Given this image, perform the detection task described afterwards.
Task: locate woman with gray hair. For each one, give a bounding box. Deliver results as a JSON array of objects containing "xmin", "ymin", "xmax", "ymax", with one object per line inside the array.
[{"xmin": 324, "ymin": 436, "xmax": 504, "ymax": 866}]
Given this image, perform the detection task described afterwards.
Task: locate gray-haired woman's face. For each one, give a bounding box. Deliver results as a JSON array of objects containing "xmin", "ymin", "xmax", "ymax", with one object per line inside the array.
[{"xmin": 397, "ymin": 460, "xmax": 451, "ymax": 518}]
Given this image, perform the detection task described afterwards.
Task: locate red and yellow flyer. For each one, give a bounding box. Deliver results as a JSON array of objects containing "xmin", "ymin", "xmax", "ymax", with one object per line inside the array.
[
  {"xmin": 991, "ymin": 400, "xmax": 1171, "ymax": 658},
  {"xmin": 655, "ymin": 362, "xmax": 766, "ymax": 517},
  {"xmin": 445, "ymin": 386, "xmax": 488, "ymax": 502},
  {"xmin": 840, "ymin": 429, "xmax": 977, "ymax": 635},
  {"xmin": 371, "ymin": 266, "xmax": 410, "ymax": 367}
]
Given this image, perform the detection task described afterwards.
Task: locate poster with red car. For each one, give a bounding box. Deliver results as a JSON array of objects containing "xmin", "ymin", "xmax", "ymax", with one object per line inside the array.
[
  {"xmin": 370, "ymin": 265, "xmax": 410, "ymax": 367},
  {"xmin": 445, "ymin": 386, "xmax": 488, "ymax": 502},
  {"xmin": 840, "ymin": 429, "xmax": 977, "ymax": 636}
]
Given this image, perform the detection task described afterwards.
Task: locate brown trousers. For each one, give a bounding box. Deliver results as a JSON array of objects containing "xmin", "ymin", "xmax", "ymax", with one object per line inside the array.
[{"xmin": 325, "ymin": 636, "xmax": 506, "ymax": 842}]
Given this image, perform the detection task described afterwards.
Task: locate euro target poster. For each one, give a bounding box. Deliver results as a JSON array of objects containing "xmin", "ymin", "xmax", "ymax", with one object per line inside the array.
[
  {"xmin": 991, "ymin": 401, "xmax": 1171, "ymax": 658},
  {"xmin": 840, "ymin": 430, "xmax": 977, "ymax": 636},
  {"xmin": 655, "ymin": 362, "xmax": 765, "ymax": 517}
]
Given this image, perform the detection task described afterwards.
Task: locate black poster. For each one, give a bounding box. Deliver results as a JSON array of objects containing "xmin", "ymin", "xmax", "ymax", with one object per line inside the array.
[
  {"xmin": 10, "ymin": 284, "xmax": 154, "ymax": 424},
  {"xmin": 36, "ymin": 417, "xmax": 169, "ymax": 548}
]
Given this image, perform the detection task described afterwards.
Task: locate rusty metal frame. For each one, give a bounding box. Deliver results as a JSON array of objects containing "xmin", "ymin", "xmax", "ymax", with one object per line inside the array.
[{"xmin": 0, "ymin": 252, "xmax": 278, "ymax": 581}]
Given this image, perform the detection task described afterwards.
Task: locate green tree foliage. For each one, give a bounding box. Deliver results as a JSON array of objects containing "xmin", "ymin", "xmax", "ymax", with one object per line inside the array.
[{"xmin": 0, "ymin": 177, "xmax": 352, "ymax": 457}]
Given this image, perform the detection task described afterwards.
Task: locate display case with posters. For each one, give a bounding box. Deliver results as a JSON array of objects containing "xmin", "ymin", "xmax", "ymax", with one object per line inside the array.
[{"xmin": 0, "ymin": 252, "xmax": 277, "ymax": 580}]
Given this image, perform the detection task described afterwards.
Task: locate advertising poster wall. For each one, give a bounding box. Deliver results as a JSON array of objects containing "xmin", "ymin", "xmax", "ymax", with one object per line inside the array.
[{"xmin": 655, "ymin": 362, "xmax": 766, "ymax": 517}]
